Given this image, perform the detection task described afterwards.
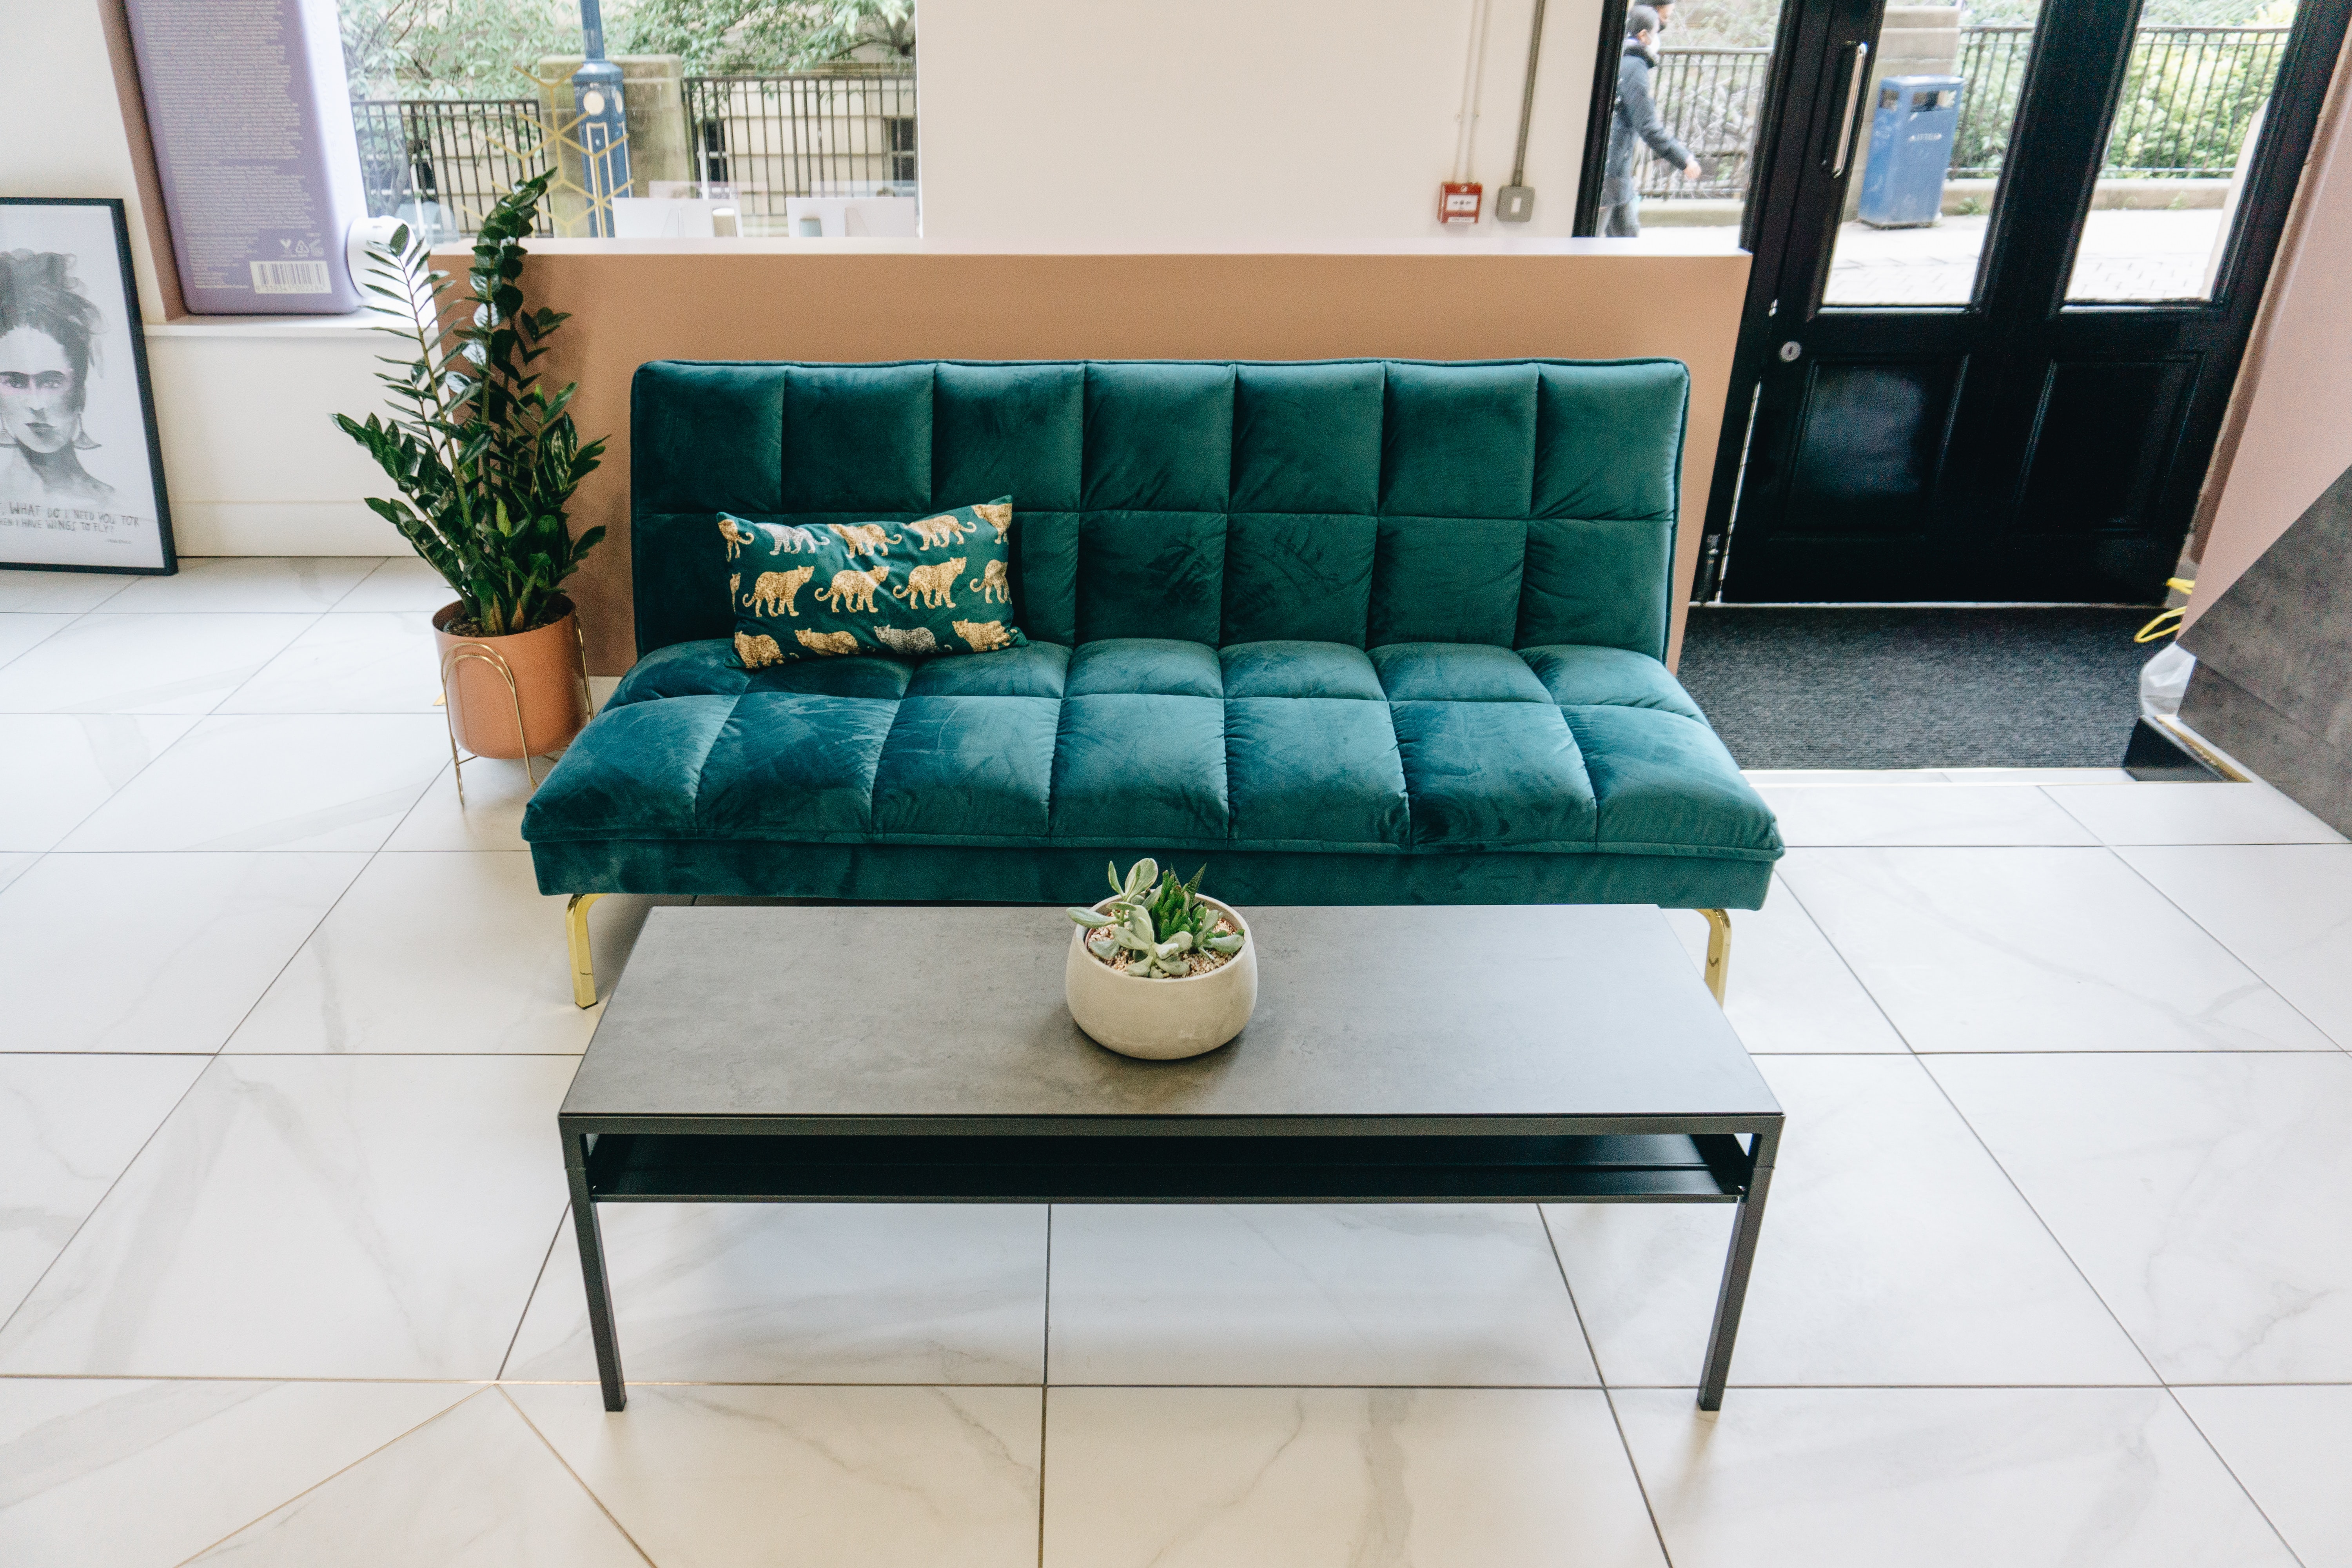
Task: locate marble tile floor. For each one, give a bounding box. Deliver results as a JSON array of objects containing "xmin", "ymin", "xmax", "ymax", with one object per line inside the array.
[{"xmin": 2, "ymin": 560, "xmax": 2350, "ymax": 1566}]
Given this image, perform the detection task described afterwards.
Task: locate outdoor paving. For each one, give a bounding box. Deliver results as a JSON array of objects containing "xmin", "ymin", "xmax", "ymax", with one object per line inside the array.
[
  {"xmin": 1619, "ymin": 209, "xmax": 2227, "ymax": 305},
  {"xmin": 1825, "ymin": 209, "xmax": 2225, "ymax": 305}
]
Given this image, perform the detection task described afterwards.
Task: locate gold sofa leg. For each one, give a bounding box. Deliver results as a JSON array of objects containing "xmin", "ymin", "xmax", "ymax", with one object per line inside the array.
[
  {"xmin": 567, "ymin": 893, "xmax": 606, "ymax": 1009},
  {"xmin": 1700, "ymin": 908, "xmax": 1732, "ymax": 1007}
]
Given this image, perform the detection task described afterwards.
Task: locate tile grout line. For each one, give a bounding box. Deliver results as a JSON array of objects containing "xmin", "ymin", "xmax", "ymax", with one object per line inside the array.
[
  {"xmin": 0, "ymin": 1049, "xmax": 595, "ymax": 1057},
  {"xmin": 1766, "ymin": 870, "xmax": 1914, "ymax": 1053},
  {"xmin": 1037, "ymin": 1205, "xmax": 1053, "ymax": 1568},
  {"xmin": 205, "ymin": 605, "xmax": 332, "ymax": 713},
  {"xmin": 1775, "ymin": 840, "xmax": 2280, "ymax": 1057},
  {"xmin": 1539, "ymin": 1205, "xmax": 1678, "ymax": 1568},
  {"xmin": 1776, "ymin": 841, "xmax": 2183, "ymax": 1386},
  {"xmin": 0, "ymin": 612, "xmax": 80, "ymax": 679},
  {"xmin": 376, "ymin": 757, "xmax": 460, "ymax": 851},
  {"xmin": 2103, "ymin": 845, "xmax": 2351, "ymax": 1057},
  {"xmin": 2034, "ymin": 781, "xmax": 2111, "ymax": 845},
  {"xmin": 2161, "ymin": 1386, "xmax": 2315, "ymax": 1568},
  {"xmin": 0, "ymin": 1053, "xmax": 214, "ymax": 1345},
  {"xmin": 13, "ymin": 712, "xmax": 209, "ymax": 862},
  {"xmin": 11, "ymin": 592, "xmax": 447, "ymax": 1334},
  {"xmin": 9, "ymin": 1372, "xmax": 2347, "ymax": 1389},
  {"xmin": 1905, "ymin": 1053, "xmax": 2171, "ymax": 1388},
  {"xmin": 320, "ymin": 558, "xmax": 398, "ymax": 612},
  {"xmin": 498, "ymin": 1384, "xmax": 662, "ymax": 1566},
  {"xmin": 138, "ymin": 572, "xmax": 468, "ymax": 1055},
  {"xmin": 497, "ymin": 1207, "xmax": 575, "ymax": 1382},
  {"xmin": 3, "ymin": 577, "xmax": 277, "ymax": 855},
  {"xmin": 201, "ymin": 842, "xmax": 383, "ymax": 1056},
  {"xmin": 163, "ymin": 1383, "xmax": 487, "ymax": 1567},
  {"xmin": 1036, "ymin": 1385, "xmax": 1051, "ymax": 1568}
]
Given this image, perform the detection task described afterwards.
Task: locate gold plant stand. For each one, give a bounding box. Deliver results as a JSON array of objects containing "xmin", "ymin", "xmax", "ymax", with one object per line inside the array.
[{"xmin": 436, "ymin": 621, "xmax": 593, "ymax": 805}]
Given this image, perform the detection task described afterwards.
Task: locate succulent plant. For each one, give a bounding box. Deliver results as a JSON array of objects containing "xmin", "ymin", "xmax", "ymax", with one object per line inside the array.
[{"xmin": 1068, "ymin": 858, "xmax": 1246, "ymax": 978}]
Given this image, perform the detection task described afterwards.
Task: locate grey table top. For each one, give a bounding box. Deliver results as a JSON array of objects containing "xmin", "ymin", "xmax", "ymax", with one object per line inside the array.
[{"xmin": 563, "ymin": 904, "xmax": 1779, "ymax": 1129}]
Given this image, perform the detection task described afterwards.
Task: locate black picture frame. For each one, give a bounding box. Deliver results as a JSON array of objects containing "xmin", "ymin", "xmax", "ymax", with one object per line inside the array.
[{"xmin": 0, "ymin": 196, "xmax": 178, "ymax": 575}]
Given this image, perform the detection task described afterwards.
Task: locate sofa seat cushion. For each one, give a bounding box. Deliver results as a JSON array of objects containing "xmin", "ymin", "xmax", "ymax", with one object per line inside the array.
[{"xmin": 527, "ymin": 637, "xmax": 1780, "ymax": 862}]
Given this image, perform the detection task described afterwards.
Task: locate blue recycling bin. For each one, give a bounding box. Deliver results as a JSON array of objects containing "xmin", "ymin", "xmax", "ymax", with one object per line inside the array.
[{"xmin": 1857, "ymin": 74, "xmax": 1963, "ymax": 228}]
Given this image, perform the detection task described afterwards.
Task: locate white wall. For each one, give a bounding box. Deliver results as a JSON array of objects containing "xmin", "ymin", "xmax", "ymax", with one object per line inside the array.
[
  {"xmin": 143, "ymin": 318, "xmax": 407, "ymax": 555},
  {"xmin": 2, "ymin": 0, "xmax": 169, "ymax": 318},
  {"xmin": 7, "ymin": 0, "xmax": 397, "ymax": 555},
  {"xmin": 11, "ymin": 0, "xmax": 1620, "ymax": 558},
  {"xmin": 918, "ymin": 0, "xmax": 1606, "ymax": 241}
]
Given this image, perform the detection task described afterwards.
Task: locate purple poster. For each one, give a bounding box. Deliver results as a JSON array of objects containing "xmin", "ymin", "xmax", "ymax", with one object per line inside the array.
[{"xmin": 126, "ymin": 0, "xmax": 368, "ymax": 314}]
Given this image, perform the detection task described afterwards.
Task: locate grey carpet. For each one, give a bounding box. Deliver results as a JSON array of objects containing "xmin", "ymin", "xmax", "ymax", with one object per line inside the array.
[{"xmin": 1675, "ymin": 607, "xmax": 2156, "ymax": 770}]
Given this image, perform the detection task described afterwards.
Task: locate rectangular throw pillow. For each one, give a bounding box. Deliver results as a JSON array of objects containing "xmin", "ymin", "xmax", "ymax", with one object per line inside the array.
[{"xmin": 721, "ymin": 498, "xmax": 1026, "ymax": 666}]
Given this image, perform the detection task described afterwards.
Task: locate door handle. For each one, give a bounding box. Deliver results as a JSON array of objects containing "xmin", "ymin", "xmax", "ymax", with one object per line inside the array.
[{"xmin": 1824, "ymin": 41, "xmax": 1870, "ymax": 176}]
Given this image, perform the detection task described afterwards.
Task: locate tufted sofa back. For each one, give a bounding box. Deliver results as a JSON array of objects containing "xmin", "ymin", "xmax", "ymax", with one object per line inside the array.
[{"xmin": 629, "ymin": 358, "xmax": 1688, "ymax": 661}]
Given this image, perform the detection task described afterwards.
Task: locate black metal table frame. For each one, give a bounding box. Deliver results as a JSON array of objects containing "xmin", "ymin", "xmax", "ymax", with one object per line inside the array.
[{"xmin": 562, "ymin": 1110, "xmax": 1781, "ymax": 1414}]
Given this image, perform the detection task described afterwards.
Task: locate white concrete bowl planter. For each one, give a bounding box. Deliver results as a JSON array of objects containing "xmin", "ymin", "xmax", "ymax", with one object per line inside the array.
[{"xmin": 1064, "ymin": 895, "xmax": 1258, "ymax": 1060}]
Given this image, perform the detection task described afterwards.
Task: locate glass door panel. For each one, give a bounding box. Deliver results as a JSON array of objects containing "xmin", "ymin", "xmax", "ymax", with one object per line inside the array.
[
  {"xmin": 1821, "ymin": 0, "xmax": 2051, "ymax": 307},
  {"xmin": 2065, "ymin": 8, "xmax": 2299, "ymax": 301},
  {"xmin": 1593, "ymin": 0, "xmax": 1799, "ymax": 239}
]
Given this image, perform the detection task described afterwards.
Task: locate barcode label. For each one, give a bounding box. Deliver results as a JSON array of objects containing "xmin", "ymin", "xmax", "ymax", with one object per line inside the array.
[{"xmin": 250, "ymin": 260, "xmax": 332, "ymax": 294}]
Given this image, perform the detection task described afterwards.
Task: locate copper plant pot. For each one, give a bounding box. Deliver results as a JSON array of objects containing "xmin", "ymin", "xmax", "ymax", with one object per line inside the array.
[{"xmin": 433, "ymin": 595, "xmax": 590, "ymax": 764}]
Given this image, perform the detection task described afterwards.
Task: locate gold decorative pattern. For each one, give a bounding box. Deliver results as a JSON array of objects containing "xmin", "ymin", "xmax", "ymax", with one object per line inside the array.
[
  {"xmin": 734, "ymin": 630, "xmax": 785, "ymax": 667},
  {"xmin": 954, "ymin": 618, "xmax": 1014, "ymax": 651},
  {"xmin": 827, "ymin": 522, "xmax": 900, "ymax": 556},
  {"xmin": 749, "ymin": 565, "xmax": 815, "ymax": 616},
  {"xmin": 893, "ymin": 557, "xmax": 965, "ymax": 609},
  {"xmin": 795, "ymin": 627, "xmax": 861, "ymax": 656},
  {"xmin": 903, "ymin": 512, "xmax": 976, "ymax": 549},
  {"xmin": 813, "ymin": 564, "xmax": 890, "ymax": 614},
  {"xmin": 873, "ymin": 624, "xmax": 941, "ymax": 655},
  {"xmin": 968, "ymin": 557, "xmax": 1010, "ymax": 604},
  {"xmin": 757, "ymin": 522, "xmax": 821, "ymax": 553}
]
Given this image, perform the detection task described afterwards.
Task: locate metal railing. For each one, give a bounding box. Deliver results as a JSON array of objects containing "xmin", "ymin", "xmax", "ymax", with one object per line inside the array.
[
  {"xmin": 1634, "ymin": 47, "xmax": 1771, "ymax": 200},
  {"xmin": 352, "ymin": 25, "xmax": 2278, "ymax": 233},
  {"xmin": 1950, "ymin": 26, "xmax": 2035, "ymax": 179},
  {"xmin": 351, "ymin": 70, "xmax": 913, "ymax": 241},
  {"xmin": 1950, "ymin": 24, "xmax": 2289, "ymax": 179},
  {"xmin": 683, "ymin": 69, "xmax": 916, "ymax": 231},
  {"xmin": 1638, "ymin": 24, "xmax": 2289, "ymax": 200},
  {"xmin": 2089, "ymin": 24, "xmax": 2284, "ymax": 178},
  {"xmin": 353, "ymin": 98, "xmax": 548, "ymax": 240}
]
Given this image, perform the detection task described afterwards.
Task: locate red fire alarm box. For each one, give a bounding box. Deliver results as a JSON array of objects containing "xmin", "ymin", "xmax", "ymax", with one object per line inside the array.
[{"xmin": 1439, "ymin": 181, "xmax": 1483, "ymax": 224}]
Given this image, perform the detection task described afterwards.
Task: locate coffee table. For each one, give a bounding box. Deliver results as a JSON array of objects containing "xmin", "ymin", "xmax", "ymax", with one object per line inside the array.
[{"xmin": 560, "ymin": 903, "xmax": 1783, "ymax": 1412}]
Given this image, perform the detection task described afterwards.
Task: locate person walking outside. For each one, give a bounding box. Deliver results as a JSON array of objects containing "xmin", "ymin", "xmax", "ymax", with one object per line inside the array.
[{"xmin": 1600, "ymin": 5, "xmax": 1700, "ymax": 237}]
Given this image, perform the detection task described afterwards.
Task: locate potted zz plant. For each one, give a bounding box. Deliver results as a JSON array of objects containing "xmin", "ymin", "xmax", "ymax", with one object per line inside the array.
[
  {"xmin": 335, "ymin": 170, "xmax": 606, "ymax": 786},
  {"xmin": 1065, "ymin": 860, "xmax": 1257, "ymax": 1060}
]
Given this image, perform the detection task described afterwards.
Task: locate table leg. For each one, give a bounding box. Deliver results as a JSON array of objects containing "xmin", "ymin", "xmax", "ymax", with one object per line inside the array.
[
  {"xmin": 1697, "ymin": 1125, "xmax": 1779, "ymax": 1411},
  {"xmin": 564, "ymin": 1132, "xmax": 627, "ymax": 1411}
]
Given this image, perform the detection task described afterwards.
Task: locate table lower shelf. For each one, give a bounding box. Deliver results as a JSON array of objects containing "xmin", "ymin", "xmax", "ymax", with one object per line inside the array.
[{"xmin": 577, "ymin": 1131, "xmax": 1756, "ymax": 1204}]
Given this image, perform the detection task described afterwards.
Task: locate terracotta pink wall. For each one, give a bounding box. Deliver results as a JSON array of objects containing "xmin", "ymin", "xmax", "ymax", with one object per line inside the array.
[
  {"xmin": 2185, "ymin": 36, "xmax": 2352, "ymax": 629},
  {"xmin": 504, "ymin": 240, "xmax": 1751, "ymax": 675}
]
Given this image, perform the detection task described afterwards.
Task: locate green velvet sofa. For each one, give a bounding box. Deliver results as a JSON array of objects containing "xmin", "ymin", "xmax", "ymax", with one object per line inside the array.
[{"xmin": 523, "ymin": 357, "xmax": 1782, "ymax": 1004}]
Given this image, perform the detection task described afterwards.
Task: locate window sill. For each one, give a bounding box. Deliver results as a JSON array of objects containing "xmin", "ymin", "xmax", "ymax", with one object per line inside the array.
[{"xmin": 147, "ymin": 312, "xmax": 377, "ymax": 338}]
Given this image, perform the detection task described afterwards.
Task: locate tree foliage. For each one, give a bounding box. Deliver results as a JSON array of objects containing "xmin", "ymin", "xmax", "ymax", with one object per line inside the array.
[
  {"xmin": 339, "ymin": 0, "xmax": 916, "ymax": 96},
  {"xmin": 341, "ymin": 0, "xmax": 581, "ymax": 99},
  {"xmin": 615, "ymin": 0, "xmax": 914, "ymax": 73}
]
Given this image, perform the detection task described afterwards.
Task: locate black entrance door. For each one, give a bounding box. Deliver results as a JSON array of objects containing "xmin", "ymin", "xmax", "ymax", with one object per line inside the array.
[{"xmin": 1705, "ymin": 0, "xmax": 2352, "ymax": 604}]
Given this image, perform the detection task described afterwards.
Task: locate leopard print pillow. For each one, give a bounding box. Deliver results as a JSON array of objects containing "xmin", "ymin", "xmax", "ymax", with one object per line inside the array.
[{"xmin": 720, "ymin": 497, "xmax": 1028, "ymax": 667}]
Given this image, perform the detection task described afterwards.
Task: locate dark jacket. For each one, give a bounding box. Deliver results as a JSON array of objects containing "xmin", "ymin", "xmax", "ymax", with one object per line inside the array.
[{"xmin": 1605, "ymin": 39, "xmax": 1693, "ymax": 184}]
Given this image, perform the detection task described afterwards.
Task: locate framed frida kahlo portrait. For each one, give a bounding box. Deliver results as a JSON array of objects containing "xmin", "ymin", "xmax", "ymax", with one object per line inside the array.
[{"xmin": 0, "ymin": 198, "xmax": 176, "ymax": 574}]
